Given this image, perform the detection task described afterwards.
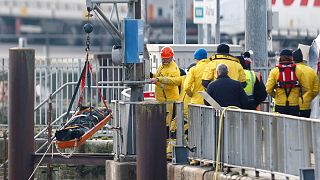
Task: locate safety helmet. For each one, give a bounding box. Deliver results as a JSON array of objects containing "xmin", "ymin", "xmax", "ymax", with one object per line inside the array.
[
  {"xmin": 194, "ymin": 48, "xmax": 207, "ymax": 60},
  {"xmin": 160, "ymin": 46, "xmax": 174, "ymax": 59}
]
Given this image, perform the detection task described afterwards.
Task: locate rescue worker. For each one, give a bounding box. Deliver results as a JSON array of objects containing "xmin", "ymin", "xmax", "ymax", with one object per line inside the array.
[
  {"xmin": 266, "ymin": 49, "xmax": 309, "ymax": 116},
  {"xmin": 202, "ymin": 43, "xmax": 246, "ymax": 89},
  {"xmin": 239, "ymin": 53, "xmax": 267, "ymax": 110},
  {"xmin": 150, "ymin": 46, "xmax": 180, "ymax": 159},
  {"xmin": 150, "ymin": 68, "xmax": 188, "ymax": 118},
  {"xmin": 184, "ymin": 48, "xmax": 210, "ymax": 105},
  {"xmin": 150, "ymin": 68, "xmax": 189, "ymax": 143},
  {"xmin": 293, "ymin": 48, "xmax": 319, "ymax": 117},
  {"xmin": 205, "ymin": 64, "xmax": 248, "ymax": 108}
]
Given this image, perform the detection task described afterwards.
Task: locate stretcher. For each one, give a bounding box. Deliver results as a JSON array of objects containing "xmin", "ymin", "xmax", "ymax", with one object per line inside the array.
[
  {"xmin": 54, "ymin": 59, "xmax": 112, "ymax": 149},
  {"xmin": 55, "ymin": 113, "xmax": 113, "ymax": 149}
]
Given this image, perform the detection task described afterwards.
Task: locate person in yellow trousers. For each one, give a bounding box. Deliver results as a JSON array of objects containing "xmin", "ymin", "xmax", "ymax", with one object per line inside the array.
[
  {"xmin": 202, "ymin": 44, "xmax": 246, "ymax": 89},
  {"xmin": 150, "ymin": 46, "xmax": 180, "ymax": 159},
  {"xmin": 293, "ymin": 48, "xmax": 319, "ymax": 117},
  {"xmin": 184, "ymin": 48, "xmax": 210, "ymax": 105},
  {"xmin": 150, "ymin": 68, "xmax": 189, "ymax": 144}
]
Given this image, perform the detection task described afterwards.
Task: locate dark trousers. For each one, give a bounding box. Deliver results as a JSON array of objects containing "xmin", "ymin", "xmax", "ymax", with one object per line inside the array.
[
  {"xmin": 299, "ymin": 110, "xmax": 311, "ymax": 118},
  {"xmin": 275, "ymin": 105, "xmax": 299, "ymax": 116}
]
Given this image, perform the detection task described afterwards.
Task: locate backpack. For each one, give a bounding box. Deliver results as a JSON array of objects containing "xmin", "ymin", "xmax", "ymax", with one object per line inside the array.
[{"xmin": 276, "ymin": 63, "xmax": 302, "ymax": 106}]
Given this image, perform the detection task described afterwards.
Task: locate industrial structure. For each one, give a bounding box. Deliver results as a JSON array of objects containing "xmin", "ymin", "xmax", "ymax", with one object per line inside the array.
[{"xmin": 0, "ymin": 0, "xmax": 319, "ymax": 48}]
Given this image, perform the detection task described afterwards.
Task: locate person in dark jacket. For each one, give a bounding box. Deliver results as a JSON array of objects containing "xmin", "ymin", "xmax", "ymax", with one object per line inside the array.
[
  {"xmin": 205, "ymin": 63, "xmax": 248, "ymax": 108},
  {"xmin": 239, "ymin": 53, "xmax": 268, "ymax": 110}
]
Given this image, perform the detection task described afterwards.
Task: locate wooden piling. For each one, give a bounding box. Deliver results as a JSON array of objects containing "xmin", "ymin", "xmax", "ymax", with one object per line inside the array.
[
  {"xmin": 136, "ymin": 102, "xmax": 167, "ymax": 180},
  {"xmin": 9, "ymin": 48, "xmax": 35, "ymax": 180}
]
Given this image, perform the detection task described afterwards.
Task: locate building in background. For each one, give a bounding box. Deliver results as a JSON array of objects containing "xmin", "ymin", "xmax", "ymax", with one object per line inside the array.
[{"xmin": 0, "ymin": 0, "xmax": 319, "ymax": 50}]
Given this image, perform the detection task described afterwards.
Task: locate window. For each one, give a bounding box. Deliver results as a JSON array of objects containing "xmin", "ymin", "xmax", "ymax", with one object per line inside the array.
[
  {"xmin": 36, "ymin": 1, "xmax": 42, "ymax": 8},
  {"xmin": 158, "ymin": 8, "xmax": 162, "ymax": 17},
  {"xmin": 65, "ymin": 3, "xmax": 70, "ymax": 10},
  {"xmin": 46, "ymin": 2, "xmax": 51, "ymax": 9}
]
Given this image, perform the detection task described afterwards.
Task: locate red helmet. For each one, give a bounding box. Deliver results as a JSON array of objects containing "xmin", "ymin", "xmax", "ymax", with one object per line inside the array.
[{"xmin": 160, "ymin": 46, "xmax": 174, "ymax": 59}]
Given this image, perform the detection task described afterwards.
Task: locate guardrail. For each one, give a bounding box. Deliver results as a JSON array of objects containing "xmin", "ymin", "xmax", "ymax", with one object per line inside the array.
[
  {"xmin": 112, "ymin": 101, "xmax": 137, "ymax": 160},
  {"xmin": 188, "ymin": 104, "xmax": 320, "ymax": 179},
  {"xmin": 111, "ymin": 101, "xmax": 185, "ymax": 161}
]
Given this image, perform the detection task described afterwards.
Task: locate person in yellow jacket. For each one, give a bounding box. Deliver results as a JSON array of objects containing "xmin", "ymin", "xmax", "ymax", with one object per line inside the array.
[
  {"xmin": 150, "ymin": 46, "xmax": 180, "ymax": 126},
  {"xmin": 150, "ymin": 68, "xmax": 189, "ymax": 135},
  {"xmin": 293, "ymin": 48, "xmax": 319, "ymax": 118},
  {"xmin": 202, "ymin": 44, "xmax": 246, "ymax": 89},
  {"xmin": 150, "ymin": 69, "xmax": 189, "ymax": 118},
  {"xmin": 150, "ymin": 46, "xmax": 180, "ymax": 159},
  {"xmin": 184, "ymin": 48, "xmax": 211, "ymax": 105},
  {"xmin": 266, "ymin": 49, "xmax": 309, "ymax": 116},
  {"xmin": 239, "ymin": 53, "xmax": 267, "ymax": 110}
]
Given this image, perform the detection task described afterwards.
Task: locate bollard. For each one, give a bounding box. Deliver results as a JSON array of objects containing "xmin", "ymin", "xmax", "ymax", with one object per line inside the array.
[
  {"xmin": 255, "ymin": 170, "xmax": 259, "ymax": 177},
  {"xmin": 9, "ymin": 48, "xmax": 35, "ymax": 180},
  {"xmin": 136, "ymin": 102, "xmax": 167, "ymax": 180}
]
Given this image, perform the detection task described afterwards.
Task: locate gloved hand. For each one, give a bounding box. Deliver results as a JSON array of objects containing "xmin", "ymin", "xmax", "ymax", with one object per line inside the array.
[{"xmin": 149, "ymin": 78, "xmax": 158, "ymax": 84}]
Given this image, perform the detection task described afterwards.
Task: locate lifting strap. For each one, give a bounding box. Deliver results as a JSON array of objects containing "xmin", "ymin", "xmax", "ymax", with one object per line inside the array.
[
  {"xmin": 64, "ymin": 61, "xmax": 88, "ymax": 120},
  {"xmin": 88, "ymin": 62, "xmax": 110, "ymax": 112}
]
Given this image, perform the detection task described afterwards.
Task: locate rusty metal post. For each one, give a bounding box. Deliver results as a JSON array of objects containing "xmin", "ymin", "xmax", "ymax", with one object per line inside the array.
[
  {"xmin": 175, "ymin": 102, "xmax": 184, "ymax": 146},
  {"xmin": 4, "ymin": 130, "xmax": 8, "ymax": 180},
  {"xmin": 136, "ymin": 102, "xmax": 167, "ymax": 180},
  {"xmin": 47, "ymin": 95, "xmax": 53, "ymax": 180},
  {"xmin": 9, "ymin": 48, "xmax": 35, "ymax": 180}
]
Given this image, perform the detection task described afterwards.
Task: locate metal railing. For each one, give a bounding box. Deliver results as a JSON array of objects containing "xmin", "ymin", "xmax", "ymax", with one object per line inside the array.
[
  {"xmin": 0, "ymin": 51, "xmax": 276, "ymax": 126},
  {"xmin": 188, "ymin": 104, "xmax": 320, "ymax": 178},
  {"xmin": 0, "ymin": 56, "xmax": 127, "ymax": 126},
  {"xmin": 112, "ymin": 101, "xmax": 137, "ymax": 160}
]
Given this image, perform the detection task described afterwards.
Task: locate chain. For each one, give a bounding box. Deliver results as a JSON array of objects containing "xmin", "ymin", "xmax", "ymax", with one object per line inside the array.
[
  {"xmin": 86, "ymin": 34, "xmax": 90, "ymax": 52},
  {"xmin": 85, "ymin": 35, "xmax": 90, "ymax": 57},
  {"xmin": 85, "ymin": 11, "xmax": 93, "ymax": 59}
]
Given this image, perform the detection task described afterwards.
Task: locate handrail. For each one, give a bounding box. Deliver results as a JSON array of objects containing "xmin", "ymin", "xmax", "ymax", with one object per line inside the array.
[
  {"xmin": 190, "ymin": 103, "xmax": 320, "ymax": 123},
  {"xmin": 34, "ymin": 81, "xmax": 126, "ymax": 111},
  {"xmin": 187, "ymin": 104, "xmax": 319, "ymax": 178},
  {"xmin": 34, "ymin": 111, "xmax": 72, "ymax": 139},
  {"xmin": 34, "ymin": 82, "xmax": 77, "ymax": 111},
  {"xmin": 33, "ymin": 80, "xmax": 125, "ymax": 152}
]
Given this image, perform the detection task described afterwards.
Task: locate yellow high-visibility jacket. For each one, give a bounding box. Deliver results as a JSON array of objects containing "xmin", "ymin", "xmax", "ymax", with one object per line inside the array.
[
  {"xmin": 266, "ymin": 64, "xmax": 309, "ymax": 106},
  {"xmin": 157, "ymin": 76, "xmax": 189, "ymax": 118},
  {"xmin": 184, "ymin": 58, "xmax": 211, "ymax": 104},
  {"xmin": 296, "ymin": 62, "xmax": 319, "ymax": 110},
  {"xmin": 202, "ymin": 54, "xmax": 246, "ymax": 83},
  {"xmin": 154, "ymin": 61, "xmax": 180, "ymax": 102},
  {"xmin": 244, "ymin": 70, "xmax": 256, "ymax": 96}
]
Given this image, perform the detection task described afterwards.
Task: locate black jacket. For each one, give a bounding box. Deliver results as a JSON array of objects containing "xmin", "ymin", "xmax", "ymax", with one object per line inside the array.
[
  {"xmin": 244, "ymin": 75, "xmax": 268, "ymax": 110},
  {"xmin": 205, "ymin": 75, "xmax": 248, "ymax": 108},
  {"xmin": 253, "ymin": 76, "xmax": 267, "ymax": 108}
]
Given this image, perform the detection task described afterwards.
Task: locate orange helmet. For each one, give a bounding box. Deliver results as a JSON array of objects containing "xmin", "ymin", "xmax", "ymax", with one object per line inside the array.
[{"xmin": 160, "ymin": 46, "xmax": 174, "ymax": 59}]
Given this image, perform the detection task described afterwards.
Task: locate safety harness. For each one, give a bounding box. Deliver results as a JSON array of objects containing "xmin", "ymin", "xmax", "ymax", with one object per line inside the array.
[{"xmin": 276, "ymin": 62, "xmax": 303, "ymax": 106}]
